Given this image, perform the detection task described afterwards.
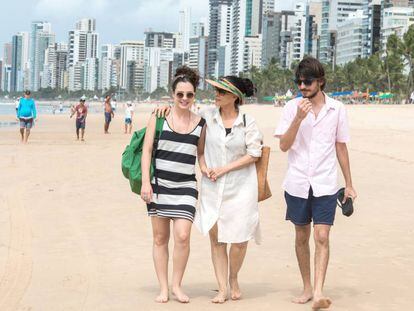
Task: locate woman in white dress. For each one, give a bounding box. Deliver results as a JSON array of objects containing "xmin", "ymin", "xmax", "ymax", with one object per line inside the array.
[
  {"xmin": 196, "ymin": 77, "xmax": 263, "ymax": 303},
  {"xmin": 154, "ymin": 76, "xmax": 263, "ymax": 303}
]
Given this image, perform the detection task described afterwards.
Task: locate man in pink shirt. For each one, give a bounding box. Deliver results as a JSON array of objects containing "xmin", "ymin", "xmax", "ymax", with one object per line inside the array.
[{"xmin": 274, "ymin": 57, "xmax": 357, "ymax": 310}]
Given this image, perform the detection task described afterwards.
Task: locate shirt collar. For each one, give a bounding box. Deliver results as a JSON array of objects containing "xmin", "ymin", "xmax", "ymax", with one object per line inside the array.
[
  {"xmin": 323, "ymin": 92, "xmax": 337, "ymax": 110},
  {"xmin": 212, "ymin": 107, "xmax": 244, "ymax": 127}
]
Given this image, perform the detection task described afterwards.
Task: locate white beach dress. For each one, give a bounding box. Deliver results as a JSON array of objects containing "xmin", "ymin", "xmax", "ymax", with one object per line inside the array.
[{"xmin": 194, "ymin": 107, "xmax": 263, "ymax": 244}]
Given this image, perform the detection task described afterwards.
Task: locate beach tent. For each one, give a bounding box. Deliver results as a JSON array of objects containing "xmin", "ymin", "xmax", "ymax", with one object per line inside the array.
[{"xmin": 378, "ymin": 93, "xmax": 393, "ymax": 99}]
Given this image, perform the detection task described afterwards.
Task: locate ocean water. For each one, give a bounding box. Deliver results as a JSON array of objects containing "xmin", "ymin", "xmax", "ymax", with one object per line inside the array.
[
  {"xmin": 0, "ymin": 103, "xmax": 69, "ymax": 115},
  {"xmin": 0, "ymin": 102, "xmax": 104, "ymax": 115}
]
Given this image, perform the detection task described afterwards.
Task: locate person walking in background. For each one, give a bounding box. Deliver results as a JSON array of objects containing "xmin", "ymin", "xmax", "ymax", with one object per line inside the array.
[
  {"xmin": 410, "ymin": 90, "xmax": 414, "ymax": 104},
  {"xmin": 16, "ymin": 90, "xmax": 37, "ymax": 144},
  {"xmin": 124, "ymin": 102, "xmax": 134, "ymax": 134},
  {"xmin": 70, "ymin": 96, "xmax": 88, "ymax": 141},
  {"xmin": 104, "ymin": 95, "xmax": 114, "ymax": 134},
  {"xmin": 274, "ymin": 57, "xmax": 357, "ymax": 310}
]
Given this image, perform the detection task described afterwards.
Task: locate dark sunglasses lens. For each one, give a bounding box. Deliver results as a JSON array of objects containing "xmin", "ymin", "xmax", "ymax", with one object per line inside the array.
[
  {"xmin": 176, "ymin": 92, "xmax": 184, "ymax": 98},
  {"xmin": 295, "ymin": 78, "xmax": 314, "ymax": 86},
  {"xmin": 215, "ymin": 88, "xmax": 226, "ymax": 95},
  {"xmin": 187, "ymin": 93, "xmax": 194, "ymax": 99}
]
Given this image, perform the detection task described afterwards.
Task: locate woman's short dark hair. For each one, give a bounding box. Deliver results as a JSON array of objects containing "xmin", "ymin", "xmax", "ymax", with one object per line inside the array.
[
  {"xmin": 221, "ymin": 76, "xmax": 256, "ymax": 109},
  {"xmin": 172, "ymin": 66, "xmax": 200, "ymax": 92},
  {"xmin": 295, "ymin": 56, "xmax": 326, "ymax": 90}
]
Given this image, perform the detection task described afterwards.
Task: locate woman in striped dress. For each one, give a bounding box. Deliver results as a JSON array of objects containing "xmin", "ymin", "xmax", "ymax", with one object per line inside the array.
[{"xmin": 141, "ymin": 66, "xmax": 206, "ymax": 304}]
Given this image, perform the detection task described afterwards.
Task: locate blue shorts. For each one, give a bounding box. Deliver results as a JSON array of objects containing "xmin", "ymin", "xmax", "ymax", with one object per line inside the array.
[
  {"xmin": 105, "ymin": 112, "xmax": 112, "ymax": 124},
  {"xmin": 285, "ymin": 188, "xmax": 337, "ymax": 226},
  {"xmin": 125, "ymin": 118, "xmax": 132, "ymax": 124},
  {"xmin": 19, "ymin": 118, "xmax": 33, "ymax": 129}
]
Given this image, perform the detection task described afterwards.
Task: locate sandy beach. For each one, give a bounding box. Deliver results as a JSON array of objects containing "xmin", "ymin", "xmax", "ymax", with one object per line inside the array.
[{"xmin": 0, "ymin": 104, "xmax": 413, "ymax": 311}]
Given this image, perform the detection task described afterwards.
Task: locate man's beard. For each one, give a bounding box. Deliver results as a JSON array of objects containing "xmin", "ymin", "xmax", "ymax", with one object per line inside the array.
[{"xmin": 303, "ymin": 89, "xmax": 319, "ymax": 99}]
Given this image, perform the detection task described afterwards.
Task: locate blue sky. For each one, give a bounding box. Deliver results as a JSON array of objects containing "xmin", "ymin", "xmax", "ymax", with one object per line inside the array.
[{"xmin": 0, "ymin": 0, "xmax": 294, "ymax": 58}]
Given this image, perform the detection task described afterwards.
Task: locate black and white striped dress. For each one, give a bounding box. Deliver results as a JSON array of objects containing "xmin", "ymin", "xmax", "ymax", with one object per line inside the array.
[{"xmin": 147, "ymin": 117, "xmax": 206, "ymax": 222}]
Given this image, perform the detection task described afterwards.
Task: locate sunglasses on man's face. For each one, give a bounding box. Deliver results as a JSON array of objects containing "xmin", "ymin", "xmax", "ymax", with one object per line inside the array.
[
  {"xmin": 294, "ymin": 77, "xmax": 316, "ymax": 86},
  {"xmin": 175, "ymin": 92, "xmax": 195, "ymax": 99},
  {"xmin": 214, "ymin": 87, "xmax": 228, "ymax": 95}
]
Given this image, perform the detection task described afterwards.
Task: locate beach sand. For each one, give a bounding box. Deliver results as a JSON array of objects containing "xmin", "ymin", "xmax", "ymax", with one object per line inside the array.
[{"xmin": 0, "ymin": 104, "xmax": 413, "ymax": 310}]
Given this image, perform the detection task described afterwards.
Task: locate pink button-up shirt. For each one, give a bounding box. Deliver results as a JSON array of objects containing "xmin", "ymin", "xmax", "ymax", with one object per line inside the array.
[{"xmin": 274, "ymin": 94, "xmax": 350, "ymax": 199}]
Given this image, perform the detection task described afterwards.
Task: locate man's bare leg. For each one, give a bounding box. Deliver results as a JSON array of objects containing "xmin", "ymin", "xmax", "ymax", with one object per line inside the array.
[
  {"xmin": 292, "ymin": 224, "xmax": 313, "ymax": 304},
  {"xmin": 124, "ymin": 123, "xmax": 127, "ymax": 134},
  {"xmin": 151, "ymin": 217, "xmax": 170, "ymax": 303},
  {"xmin": 209, "ymin": 224, "xmax": 228, "ymax": 303},
  {"xmin": 24, "ymin": 129, "xmax": 30, "ymax": 143},
  {"xmin": 312, "ymin": 224, "xmax": 332, "ymax": 310},
  {"xmin": 76, "ymin": 128, "xmax": 80, "ymax": 140},
  {"xmin": 229, "ymin": 242, "xmax": 248, "ymax": 300},
  {"xmin": 80, "ymin": 129, "xmax": 85, "ymax": 141},
  {"xmin": 20, "ymin": 128, "xmax": 24, "ymax": 142}
]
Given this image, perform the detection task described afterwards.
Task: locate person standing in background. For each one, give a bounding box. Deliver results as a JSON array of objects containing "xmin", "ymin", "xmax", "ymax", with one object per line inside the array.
[
  {"xmin": 104, "ymin": 95, "xmax": 114, "ymax": 134},
  {"xmin": 124, "ymin": 102, "xmax": 134, "ymax": 134},
  {"xmin": 16, "ymin": 90, "xmax": 37, "ymax": 144}
]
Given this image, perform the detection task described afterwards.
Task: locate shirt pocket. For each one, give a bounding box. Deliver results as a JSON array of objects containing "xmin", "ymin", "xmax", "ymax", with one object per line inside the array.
[{"xmin": 318, "ymin": 124, "xmax": 337, "ymax": 144}]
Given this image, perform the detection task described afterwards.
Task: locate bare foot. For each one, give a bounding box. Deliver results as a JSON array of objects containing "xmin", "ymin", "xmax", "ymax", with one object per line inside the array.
[
  {"xmin": 155, "ymin": 291, "xmax": 169, "ymax": 303},
  {"xmin": 229, "ymin": 277, "xmax": 242, "ymax": 300},
  {"xmin": 211, "ymin": 290, "xmax": 227, "ymax": 304},
  {"xmin": 312, "ymin": 296, "xmax": 332, "ymax": 310},
  {"xmin": 81, "ymin": 138, "xmax": 85, "ymax": 141},
  {"xmin": 292, "ymin": 290, "xmax": 313, "ymax": 304},
  {"xmin": 172, "ymin": 287, "xmax": 189, "ymax": 303}
]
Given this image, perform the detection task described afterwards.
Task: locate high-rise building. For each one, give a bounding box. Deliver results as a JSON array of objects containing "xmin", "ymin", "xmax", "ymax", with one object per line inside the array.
[
  {"xmin": 144, "ymin": 30, "xmax": 175, "ymax": 48},
  {"xmin": 120, "ymin": 41, "xmax": 145, "ymax": 90},
  {"xmin": 68, "ymin": 20, "xmax": 99, "ymax": 67},
  {"xmin": 101, "ymin": 44, "xmax": 119, "ymax": 59},
  {"xmin": 76, "ymin": 18, "xmax": 96, "ymax": 32},
  {"xmin": 243, "ymin": 35, "xmax": 262, "ymax": 70},
  {"xmin": 68, "ymin": 19, "xmax": 99, "ymax": 91},
  {"xmin": 191, "ymin": 21, "xmax": 207, "ymax": 37},
  {"xmin": 3, "ymin": 43, "xmax": 12, "ymax": 66},
  {"xmin": 55, "ymin": 45, "xmax": 68, "ymax": 90},
  {"xmin": 382, "ymin": 0, "xmax": 409, "ymax": 8},
  {"xmin": 309, "ymin": 0, "xmax": 323, "ymax": 55},
  {"xmin": 81, "ymin": 58, "xmax": 99, "ymax": 91},
  {"xmin": 336, "ymin": 10, "xmax": 366, "ymax": 65},
  {"xmin": 2, "ymin": 64, "xmax": 12, "ymax": 92},
  {"xmin": 381, "ymin": 6, "xmax": 414, "ymax": 49},
  {"xmin": 362, "ymin": 0, "xmax": 382, "ymax": 58},
  {"xmin": 189, "ymin": 36, "xmax": 209, "ymax": 89},
  {"xmin": 144, "ymin": 47, "xmax": 174, "ymax": 93},
  {"xmin": 179, "ymin": 7, "xmax": 192, "ymax": 51},
  {"xmin": 230, "ymin": 0, "xmax": 263, "ymax": 75},
  {"xmin": 320, "ymin": 0, "xmax": 364, "ymax": 63},
  {"xmin": 279, "ymin": 10, "xmax": 295, "ymax": 69},
  {"xmin": 261, "ymin": 11, "xmax": 282, "ymax": 66},
  {"xmin": 207, "ymin": 0, "xmax": 233, "ymax": 78},
  {"xmin": 126, "ymin": 61, "xmax": 145, "ymax": 94},
  {"xmin": 30, "ymin": 21, "xmax": 55, "ymax": 91},
  {"xmin": 11, "ymin": 32, "xmax": 29, "ymax": 92}
]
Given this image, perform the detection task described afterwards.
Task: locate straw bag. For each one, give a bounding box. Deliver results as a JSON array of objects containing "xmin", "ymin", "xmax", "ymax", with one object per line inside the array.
[{"xmin": 243, "ymin": 114, "xmax": 272, "ymax": 202}]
